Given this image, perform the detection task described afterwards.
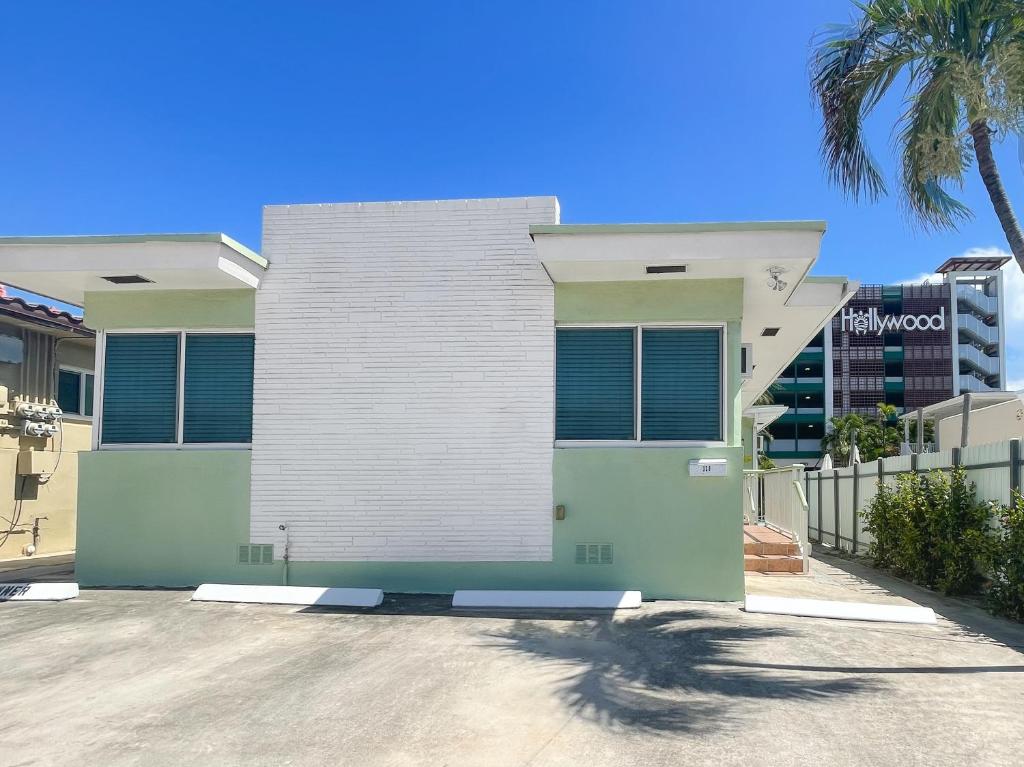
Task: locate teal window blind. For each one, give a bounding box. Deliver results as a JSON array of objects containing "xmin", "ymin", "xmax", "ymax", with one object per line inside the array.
[
  {"xmin": 641, "ymin": 328, "xmax": 721, "ymax": 441},
  {"xmin": 183, "ymin": 334, "xmax": 254, "ymax": 443},
  {"xmin": 101, "ymin": 334, "xmax": 179, "ymax": 443},
  {"xmin": 555, "ymin": 328, "xmax": 635, "ymax": 440}
]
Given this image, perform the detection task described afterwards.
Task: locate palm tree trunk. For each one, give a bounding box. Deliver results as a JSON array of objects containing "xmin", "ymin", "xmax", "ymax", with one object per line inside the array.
[{"xmin": 969, "ymin": 119, "xmax": 1024, "ymax": 272}]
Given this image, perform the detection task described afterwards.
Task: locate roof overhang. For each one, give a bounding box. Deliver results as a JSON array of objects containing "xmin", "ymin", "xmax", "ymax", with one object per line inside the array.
[
  {"xmin": 898, "ymin": 391, "xmax": 1023, "ymax": 422},
  {"xmin": 0, "ymin": 233, "xmax": 266, "ymax": 306},
  {"xmin": 744, "ymin": 404, "xmax": 789, "ymax": 432},
  {"xmin": 531, "ymin": 222, "xmax": 858, "ymax": 409}
]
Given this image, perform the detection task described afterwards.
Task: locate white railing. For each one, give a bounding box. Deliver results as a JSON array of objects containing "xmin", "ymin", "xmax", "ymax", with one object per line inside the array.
[
  {"xmin": 957, "ymin": 313, "xmax": 999, "ymax": 346},
  {"xmin": 745, "ymin": 465, "xmax": 810, "ymax": 573},
  {"xmin": 956, "ymin": 284, "xmax": 998, "ymax": 316}
]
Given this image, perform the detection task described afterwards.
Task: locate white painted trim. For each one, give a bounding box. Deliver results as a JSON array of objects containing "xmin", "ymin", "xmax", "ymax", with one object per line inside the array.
[
  {"xmin": 191, "ymin": 584, "xmax": 383, "ymax": 607},
  {"xmin": 555, "ymin": 440, "xmax": 727, "ymax": 449},
  {"xmin": 452, "ymin": 590, "xmax": 642, "ymax": 609},
  {"xmin": 97, "ymin": 328, "xmax": 255, "ymax": 450},
  {"xmin": 57, "ymin": 365, "xmax": 95, "ymax": 418},
  {"xmin": 0, "ymin": 582, "xmax": 79, "ymax": 601},
  {"xmin": 744, "ymin": 594, "xmax": 935, "ymax": 624},
  {"xmin": 92, "ymin": 331, "xmax": 105, "ymax": 450}
]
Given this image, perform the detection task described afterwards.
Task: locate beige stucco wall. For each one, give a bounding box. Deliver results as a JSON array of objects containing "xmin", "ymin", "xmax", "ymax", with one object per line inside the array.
[
  {"xmin": 0, "ymin": 421, "xmax": 91, "ymax": 561},
  {"xmin": 937, "ymin": 397, "xmax": 1024, "ymax": 450}
]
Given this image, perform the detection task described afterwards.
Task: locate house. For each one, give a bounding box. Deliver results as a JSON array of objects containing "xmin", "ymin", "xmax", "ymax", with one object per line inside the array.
[
  {"xmin": 0, "ymin": 199, "xmax": 856, "ymax": 599},
  {"xmin": 0, "ymin": 285, "xmax": 95, "ymax": 563}
]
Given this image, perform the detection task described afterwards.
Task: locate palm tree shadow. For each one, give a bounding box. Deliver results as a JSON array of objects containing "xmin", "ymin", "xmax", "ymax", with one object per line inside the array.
[{"xmin": 486, "ymin": 608, "xmax": 880, "ymax": 735}]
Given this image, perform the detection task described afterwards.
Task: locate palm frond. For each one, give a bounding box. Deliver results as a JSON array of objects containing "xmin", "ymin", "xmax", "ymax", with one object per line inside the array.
[{"xmin": 898, "ymin": 63, "xmax": 974, "ymax": 229}]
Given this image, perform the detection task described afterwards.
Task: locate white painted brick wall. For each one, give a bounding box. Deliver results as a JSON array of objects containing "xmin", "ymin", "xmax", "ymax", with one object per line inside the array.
[{"xmin": 251, "ymin": 197, "xmax": 559, "ymax": 561}]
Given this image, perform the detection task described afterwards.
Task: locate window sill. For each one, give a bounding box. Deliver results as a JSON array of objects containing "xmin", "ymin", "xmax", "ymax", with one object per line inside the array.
[
  {"xmin": 555, "ymin": 440, "xmax": 728, "ymax": 449},
  {"xmin": 98, "ymin": 444, "xmax": 252, "ymax": 451}
]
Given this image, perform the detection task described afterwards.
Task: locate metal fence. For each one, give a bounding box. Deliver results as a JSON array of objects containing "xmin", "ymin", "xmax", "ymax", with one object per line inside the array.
[
  {"xmin": 745, "ymin": 465, "xmax": 810, "ymax": 572},
  {"xmin": 806, "ymin": 438, "xmax": 1023, "ymax": 555}
]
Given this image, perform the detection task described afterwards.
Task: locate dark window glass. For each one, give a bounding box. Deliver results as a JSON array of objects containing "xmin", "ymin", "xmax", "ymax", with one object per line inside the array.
[
  {"xmin": 183, "ymin": 335, "xmax": 255, "ymax": 443},
  {"xmin": 57, "ymin": 370, "xmax": 81, "ymax": 415},
  {"xmin": 101, "ymin": 334, "xmax": 179, "ymax": 443},
  {"xmin": 555, "ymin": 329, "xmax": 635, "ymax": 440},
  {"xmin": 640, "ymin": 328, "xmax": 721, "ymax": 441}
]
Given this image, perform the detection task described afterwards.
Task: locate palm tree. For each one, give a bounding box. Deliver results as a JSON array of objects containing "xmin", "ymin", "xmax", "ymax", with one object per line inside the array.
[{"xmin": 812, "ymin": 0, "xmax": 1024, "ymax": 271}]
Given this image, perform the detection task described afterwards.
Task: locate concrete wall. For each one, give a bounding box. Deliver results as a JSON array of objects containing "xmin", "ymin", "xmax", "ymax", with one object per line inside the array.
[
  {"xmin": 76, "ymin": 444, "xmax": 742, "ymax": 600},
  {"xmin": 0, "ymin": 316, "xmax": 93, "ymax": 563},
  {"xmin": 76, "ymin": 272, "xmax": 745, "ymax": 599},
  {"xmin": 937, "ymin": 397, "xmax": 1024, "ymax": 450},
  {"xmin": 251, "ymin": 198, "xmax": 560, "ymax": 562},
  {"xmin": 0, "ymin": 418, "xmax": 91, "ymax": 561}
]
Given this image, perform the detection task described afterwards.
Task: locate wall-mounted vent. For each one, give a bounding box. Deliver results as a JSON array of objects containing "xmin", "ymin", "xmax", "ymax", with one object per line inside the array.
[
  {"xmin": 760, "ymin": 327, "xmax": 780, "ymax": 337},
  {"xmin": 238, "ymin": 543, "xmax": 274, "ymax": 565},
  {"xmin": 645, "ymin": 265, "xmax": 687, "ymax": 275},
  {"xmin": 101, "ymin": 274, "xmax": 153, "ymax": 284},
  {"xmin": 575, "ymin": 543, "xmax": 613, "ymax": 565}
]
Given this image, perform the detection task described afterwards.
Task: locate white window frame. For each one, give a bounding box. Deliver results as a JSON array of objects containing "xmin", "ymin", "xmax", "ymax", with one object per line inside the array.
[
  {"xmin": 553, "ymin": 322, "xmax": 728, "ymax": 448},
  {"xmin": 57, "ymin": 365, "xmax": 95, "ymax": 420},
  {"xmin": 93, "ymin": 328, "xmax": 255, "ymax": 451}
]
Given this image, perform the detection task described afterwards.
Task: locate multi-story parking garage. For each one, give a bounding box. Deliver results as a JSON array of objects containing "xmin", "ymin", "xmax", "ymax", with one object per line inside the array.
[{"xmin": 767, "ymin": 254, "xmax": 1009, "ymax": 465}]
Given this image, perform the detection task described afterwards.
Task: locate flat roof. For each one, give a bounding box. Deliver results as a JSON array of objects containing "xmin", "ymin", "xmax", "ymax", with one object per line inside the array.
[
  {"xmin": 0, "ymin": 233, "xmax": 266, "ymax": 268},
  {"xmin": 898, "ymin": 391, "xmax": 1022, "ymax": 422},
  {"xmin": 530, "ymin": 221, "xmax": 827, "ymax": 237},
  {"xmin": 936, "ymin": 255, "xmax": 1010, "ymax": 273}
]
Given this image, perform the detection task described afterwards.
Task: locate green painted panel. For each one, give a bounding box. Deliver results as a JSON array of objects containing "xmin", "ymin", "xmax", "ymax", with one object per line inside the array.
[
  {"xmin": 555, "ymin": 279, "xmax": 743, "ymax": 323},
  {"xmin": 796, "ymin": 350, "xmax": 825, "ymax": 363},
  {"xmin": 85, "ymin": 289, "xmax": 255, "ymax": 330},
  {"xmin": 76, "ymin": 447, "xmax": 744, "ymax": 601}
]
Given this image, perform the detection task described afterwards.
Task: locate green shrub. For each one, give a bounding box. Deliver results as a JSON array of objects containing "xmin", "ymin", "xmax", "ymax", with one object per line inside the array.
[
  {"xmin": 987, "ymin": 493, "xmax": 1024, "ymax": 622},
  {"xmin": 861, "ymin": 467, "xmax": 993, "ymax": 596}
]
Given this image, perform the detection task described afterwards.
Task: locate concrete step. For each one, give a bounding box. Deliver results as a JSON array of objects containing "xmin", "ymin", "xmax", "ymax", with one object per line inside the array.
[
  {"xmin": 744, "ymin": 554, "xmax": 804, "ymax": 573},
  {"xmin": 743, "ymin": 541, "xmax": 801, "ymax": 556}
]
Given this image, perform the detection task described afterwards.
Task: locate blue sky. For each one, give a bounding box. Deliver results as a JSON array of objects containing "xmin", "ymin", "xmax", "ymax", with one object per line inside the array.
[{"xmin": 1, "ymin": 1, "xmax": 1022, "ymax": 380}]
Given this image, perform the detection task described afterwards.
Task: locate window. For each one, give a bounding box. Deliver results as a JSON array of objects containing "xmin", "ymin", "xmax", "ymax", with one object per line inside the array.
[
  {"xmin": 555, "ymin": 325, "xmax": 724, "ymax": 444},
  {"xmin": 57, "ymin": 368, "xmax": 95, "ymax": 417},
  {"xmin": 99, "ymin": 332, "xmax": 254, "ymax": 447},
  {"xmin": 555, "ymin": 328, "xmax": 634, "ymax": 440}
]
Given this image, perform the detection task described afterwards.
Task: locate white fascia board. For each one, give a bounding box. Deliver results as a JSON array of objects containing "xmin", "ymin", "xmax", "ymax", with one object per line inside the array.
[
  {"xmin": 537, "ymin": 230, "xmax": 822, "ymax": 283},
  {"xmin": 452, "ymin": 590, "xmax": 642, "ymax": 609},
  {"xmin": 0, "ymin": 240, "xmax": 266, "ymax": 305}
]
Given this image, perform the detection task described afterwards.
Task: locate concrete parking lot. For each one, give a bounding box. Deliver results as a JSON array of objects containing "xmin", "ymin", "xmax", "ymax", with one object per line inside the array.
[{"xmin": 2, "ymin": 554, "xmax": 1023, "ymax": 767}]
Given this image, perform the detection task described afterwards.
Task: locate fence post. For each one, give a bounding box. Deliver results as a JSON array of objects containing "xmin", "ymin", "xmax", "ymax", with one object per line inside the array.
[
  {"xmin": 833, "ymin": 470, "xmax": 841, "ymax": 551},
  {"xmin": 817, "ymin": 471, "xmax": 823, "ymax": 543},
  {"xmin": 1011, "ymin": 438, "xmax": 1021, "ymax": 499},
  {"xmin": 852, "ymin": 462, "xmax": 859, "ymax": 555}
]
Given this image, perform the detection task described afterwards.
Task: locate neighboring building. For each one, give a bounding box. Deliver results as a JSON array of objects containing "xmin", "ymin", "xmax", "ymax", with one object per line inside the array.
[
  {"xmin": 767, "ymin": 254, "xmax": 1009, "ymax": 465},
  {"xmin": 0, "ymin": 285, "xmax": 95, "ymax": 563},
  {"xmin": 0, "ymin": 202, "xmax": 856, "ymax": 599},
  {"xmin": 907, "ymin": 391, "xmax": 1024, "ymax": 452}
]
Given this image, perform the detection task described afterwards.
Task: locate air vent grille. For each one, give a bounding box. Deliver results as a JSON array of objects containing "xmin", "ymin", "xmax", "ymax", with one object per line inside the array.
[
  {"xmin": 238, "ymin": 543, "xmax": 274, "ymax": 564},
  {"xmin": 575, "ymin": 543, "xmax": 613, "ymax": 565},
  {"xmin": 101, "ymin": 274, "xmax": 153, "ymax": 284}
]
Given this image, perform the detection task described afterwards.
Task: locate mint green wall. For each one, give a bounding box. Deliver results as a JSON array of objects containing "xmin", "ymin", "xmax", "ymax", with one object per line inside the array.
[
  {"xmin": 85, "ymin": 289, "xmax": 255, "ymax": 330},
  {"xmin": 76, "ymin": 448, "xmax": 743, "ymax": 600},
  {"xmin": 76, "ymin": 278, "xmax": 745, "ymax": 600}
]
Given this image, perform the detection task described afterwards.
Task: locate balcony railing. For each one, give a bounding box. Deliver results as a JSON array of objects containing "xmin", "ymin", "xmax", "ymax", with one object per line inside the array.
[
  {"xmin": 956, "ymin": 284, "xmax": 998, "ymax": 317},
  {"xmin": 960, "ymin": 373, "xmax": 1000, "ymax": 393},
  {"xmin": 958, "ymin": 343, "xmax": 999, "ymax": 377},
  {"xmin": 957, "ymin": 313, "xmax": 999, "ymax": 346}
]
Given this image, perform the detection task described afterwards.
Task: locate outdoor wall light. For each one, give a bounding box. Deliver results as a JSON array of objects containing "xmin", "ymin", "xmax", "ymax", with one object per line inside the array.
[{"xmin": 766, "ymin": 266, "xmax": 788, "ymax": 292}]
